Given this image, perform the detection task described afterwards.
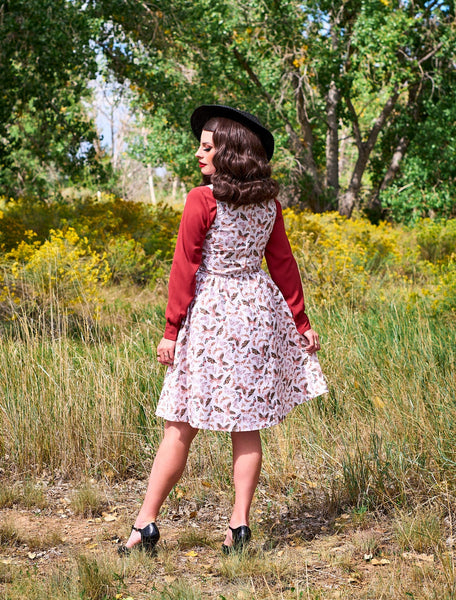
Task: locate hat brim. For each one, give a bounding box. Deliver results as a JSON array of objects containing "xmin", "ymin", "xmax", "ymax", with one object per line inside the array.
[{"xmin": 190, "ymin": 104, "xmax": 274, "ymax": 161}]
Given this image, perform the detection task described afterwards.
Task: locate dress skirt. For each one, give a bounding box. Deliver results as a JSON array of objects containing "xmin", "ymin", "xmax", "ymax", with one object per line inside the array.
[{"xmin": 156, "ymin": 266, "xmax": 328, "ymax": 432}]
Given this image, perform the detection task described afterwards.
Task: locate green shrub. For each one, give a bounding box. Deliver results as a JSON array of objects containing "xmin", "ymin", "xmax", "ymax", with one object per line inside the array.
[{"xmin": 414, "ymin": 218, "xmax": 456, "ymax": 264}]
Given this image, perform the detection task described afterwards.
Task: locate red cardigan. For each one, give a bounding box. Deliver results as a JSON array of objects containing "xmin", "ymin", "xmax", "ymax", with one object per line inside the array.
[{"xmin": 164, "ymin": 186, "xmax": 311, "ymax": 341}]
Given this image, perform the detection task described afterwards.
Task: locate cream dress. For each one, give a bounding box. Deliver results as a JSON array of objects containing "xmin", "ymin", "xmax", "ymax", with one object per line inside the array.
[{"xmin": 156, "ymin": 197, "xmax": 328, "ymax": 431}]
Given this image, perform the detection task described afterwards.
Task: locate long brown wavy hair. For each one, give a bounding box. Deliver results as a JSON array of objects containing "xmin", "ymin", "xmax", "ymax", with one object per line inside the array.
[{"xmin": 201, "ymin": 117, "xmax": 279, "ymax": 206}]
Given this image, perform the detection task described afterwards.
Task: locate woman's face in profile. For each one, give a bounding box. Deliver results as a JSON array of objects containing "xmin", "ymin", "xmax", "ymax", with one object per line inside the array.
[{"xmin": 195, "ymin": 130, "xmax": 216, "ymax": 176}]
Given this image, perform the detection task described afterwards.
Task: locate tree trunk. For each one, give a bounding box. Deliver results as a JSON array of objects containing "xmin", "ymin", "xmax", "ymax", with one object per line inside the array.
[
  {"xmin": 325, "ymin": 78, "xmax": 339, "ymax": 202},
  {"xmin": 339, "ymin": 188, "xmax": 358, "ymax": 217},
  {"xmin": 369, "ymin": 135, "xmax": 410, "ymax": 213},
  {"xmin": 340, "ymin": 87, "xmax": 400, "ymax": 217},
  {"xmin": 147, "ymin": 163, "xmax": 156, "ymax": 205},
  {"xmin": 290, "ymin": 72, "xmax": 325, "ymax": 210}
]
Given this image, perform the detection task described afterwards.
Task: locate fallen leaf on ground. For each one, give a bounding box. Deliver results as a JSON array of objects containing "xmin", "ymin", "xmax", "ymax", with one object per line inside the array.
[
  {"xmin": 371, "ymin": 558, "xmax": 390, "ymax": 566},
  {"xmin": 185, "ymin": 550, "xmax": 198, "ymax": 557},
  {"xmin": 104, "ymin": 514, "xmax": 117, "ymax": 522}
]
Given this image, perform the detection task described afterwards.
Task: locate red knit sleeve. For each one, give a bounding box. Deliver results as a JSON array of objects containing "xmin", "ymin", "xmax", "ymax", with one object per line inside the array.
[
  {"xmin": 264, "ymin": 200, "xmax": 311, "ymax": 333},
  {"xmin": 164, "ymin": 187, "xmax": 217, "ymax": 340}
]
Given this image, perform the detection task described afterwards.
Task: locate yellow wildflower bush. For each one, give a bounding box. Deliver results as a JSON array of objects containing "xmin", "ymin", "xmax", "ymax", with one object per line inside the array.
[
  {"xmin": 428, "ymin": 261, "xmax": 456, "ymax": 315},
  {"xmin": 282, "ymin": 209, "xmax": 401, "ymax": 303},
  {"xmin": 0, "ymin": 228, "xmax": 110, "ymax": 321},
  {"xmin": 64, "ymin": 195, "xmax": 180, "ymax": 259},
  {"xmin": 105, "ymin": 235, "xmax": 168, "ymax": 284},
  {"xmin": 0, "ymin": 195, "xmax": 180, "ymax": 284}
]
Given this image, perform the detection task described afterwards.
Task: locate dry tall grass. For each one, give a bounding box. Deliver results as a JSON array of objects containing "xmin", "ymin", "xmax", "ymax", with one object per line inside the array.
[{"xmin": 1, "ymin": 284, "xmax": 454, "ymax": 519}]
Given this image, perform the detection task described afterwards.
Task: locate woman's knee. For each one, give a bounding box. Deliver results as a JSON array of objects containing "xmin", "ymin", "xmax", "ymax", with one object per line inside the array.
[
  {"xmin": 231, "ymin": 430, "xmax": 262, "ymax": 452},
  {"xmin": 164, "ymin": 421, "xmax": 199, "ymax": 445}
]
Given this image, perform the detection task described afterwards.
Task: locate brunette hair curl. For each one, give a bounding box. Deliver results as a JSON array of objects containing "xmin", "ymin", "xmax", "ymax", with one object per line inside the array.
[{"xmin": 202, "ymin": 117, "xmax": 279, "ymax": 206}]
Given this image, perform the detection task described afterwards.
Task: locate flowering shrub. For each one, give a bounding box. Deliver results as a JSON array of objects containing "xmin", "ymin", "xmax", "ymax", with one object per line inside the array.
[
  {"xmin": 0, "ymin": 196, "xmax": 454, "ymax": 323},
  {"xmin": 105, "ymin": 236, "xmax": 168, "ymax": 284},
  {"xmin": 429, "ymin": 261, "xmax": 456, "ymax": 316},
  {"xmin": 282, "ymin": 210, "xmax": 401, "ymax": 303},
  {"xmin": 0, "ymin": 195, "xmax": 180, "ymax": 264},
  {"xmin": 0, "ymin": 228, "xmax": 110, "ymax": 321},
  {"xmin": 413, "ymin": 218, "xmax": 456, "ymax": 264}
]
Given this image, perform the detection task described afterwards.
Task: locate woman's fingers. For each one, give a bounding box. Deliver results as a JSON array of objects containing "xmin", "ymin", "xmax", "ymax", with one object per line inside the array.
[
  {"xmin": 303, "ymin": 329, "xmax": 321, "ymax": 354},
  {"xmin": 157, "ymin": 338, "xmax": 176, "ymax": 365}
]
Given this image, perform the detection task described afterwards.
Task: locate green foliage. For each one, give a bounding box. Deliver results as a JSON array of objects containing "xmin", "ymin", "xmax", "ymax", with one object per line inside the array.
[
  {"xmin": 1, "ymin": 0, "xmax": 455, "ymax": 217},
  {"xmin": 105, "ymin": 236, "xmax": 167, "ymax": 284},
  {"xmin": 378, "ymin": 93, "xmax": 456, "ymax": 223},
  {"xmin": 0, "ymin": 0, "xmax": 109, "ymax": 197},
  {"xmin": 96, "ymin": 0, "xmax": 456, "ymax": 217},
  {"xmin": 414, "ymin": 220, "xmax": 456, "ymax": 264}
]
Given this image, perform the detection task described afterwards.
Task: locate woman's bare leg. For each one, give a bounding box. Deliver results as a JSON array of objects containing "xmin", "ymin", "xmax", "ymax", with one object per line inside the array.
[
  {"xmin": 223, "ymin": 430, "xmax": 262, "ymax": 546},
  {"xmin": 125, "ymin": 420, "xmax": 198, "ymax": 548}
]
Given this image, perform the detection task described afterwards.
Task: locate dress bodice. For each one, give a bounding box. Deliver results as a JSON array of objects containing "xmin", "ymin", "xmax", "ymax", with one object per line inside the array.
[{"xmin": 200, "ymin": 199, "xmax": 277, "ymax": 276}]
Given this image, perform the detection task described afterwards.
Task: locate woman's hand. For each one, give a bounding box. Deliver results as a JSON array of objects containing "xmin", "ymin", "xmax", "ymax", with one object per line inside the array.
[
  {"xmin": 302, "ymin": 329, "xmax": 321, "ymax": 354},
  {"xmin": 157, "ymin": 338, "xmax": 176, "ymax": 365}
]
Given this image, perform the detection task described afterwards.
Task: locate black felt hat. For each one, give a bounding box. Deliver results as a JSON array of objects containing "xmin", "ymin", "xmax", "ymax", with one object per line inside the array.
[{"xmin": 190, "ymin": 104, "xmax": 275, "ymax": 161}]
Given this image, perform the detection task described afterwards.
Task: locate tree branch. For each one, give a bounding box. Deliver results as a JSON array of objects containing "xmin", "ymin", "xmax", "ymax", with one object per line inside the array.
[
  {"xmin": 418, "ymin": 41, "xmax": 444, "ymax": 65},
  {"xmin": 364, "ymin": 85, "xmax": 400, "ymax": 157},
  {"xmin": 231, "ymin": 47, "xmax": 276, "ymax": 105},
  {"xmin": 231, "ymin": 45, "xmax": 324, "ymax": 204},
  {"xmin": 345, "ymin": 95, "xmax": 363, "ymax": 152},
  {"xmin": 340, "ymin": 86, "xmax": 400, "ymax": 216}
]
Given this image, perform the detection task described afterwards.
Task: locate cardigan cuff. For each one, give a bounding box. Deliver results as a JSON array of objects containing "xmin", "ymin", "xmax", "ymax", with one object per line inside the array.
[{"xmin": 164, "ymin": 323, "xmax": 179, "ymax": 341}]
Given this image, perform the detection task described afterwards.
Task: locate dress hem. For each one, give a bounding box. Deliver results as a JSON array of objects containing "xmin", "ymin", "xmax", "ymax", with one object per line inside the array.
[{"xmin": 155, "ymin": 387, "xmax": 328, "ymax": 432}]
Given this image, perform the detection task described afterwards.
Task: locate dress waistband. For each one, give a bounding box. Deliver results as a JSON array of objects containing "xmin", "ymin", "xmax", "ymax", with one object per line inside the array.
[{"xmin": 198, "ymin": 264, "xmax": 261, "ymax": 277}]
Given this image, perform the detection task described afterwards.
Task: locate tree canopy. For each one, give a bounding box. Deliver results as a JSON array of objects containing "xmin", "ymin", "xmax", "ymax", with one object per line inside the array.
[
  {"xmin": 0, "ymin": 0, "xmax": 109, "ymax": 197},
  {"xmin": 92, "ymin": 0, "xmax": 456, "ymax": 219},
  {"xmin": 1, "ymin": 0, "xmax": 455, "ymax": 221}
]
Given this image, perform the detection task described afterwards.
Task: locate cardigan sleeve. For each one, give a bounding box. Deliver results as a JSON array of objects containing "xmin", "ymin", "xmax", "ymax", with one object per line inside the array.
[
  {"xmin": 164, "ymin": 187, "xmax": 217, "ymax": 341},
  {"xmin": 264, "ymin": 200, "xmax": 311, "ymax": 334}
]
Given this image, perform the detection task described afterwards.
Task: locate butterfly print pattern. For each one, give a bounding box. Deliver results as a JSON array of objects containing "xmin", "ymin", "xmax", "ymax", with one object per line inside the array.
[{"xmin": 156, "ymin": 199, "xmax": 328, "ymax": 431}]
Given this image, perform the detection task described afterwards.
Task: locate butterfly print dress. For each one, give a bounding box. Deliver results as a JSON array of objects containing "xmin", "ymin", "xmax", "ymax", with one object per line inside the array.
[{"xmin": 155, "ymin": 186, "xmax": 328, "ymax": 431}]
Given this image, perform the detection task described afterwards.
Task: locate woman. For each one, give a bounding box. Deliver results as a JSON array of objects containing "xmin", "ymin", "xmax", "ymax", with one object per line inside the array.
[{"xmin": 119, "ymin": 105, "xmax": 327, "ymax": 555}]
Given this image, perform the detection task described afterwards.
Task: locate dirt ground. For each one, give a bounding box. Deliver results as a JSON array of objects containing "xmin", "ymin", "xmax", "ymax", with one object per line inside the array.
[{"xmin": 0, "ymin": 478, "xmax": 448, "ymax": 599}]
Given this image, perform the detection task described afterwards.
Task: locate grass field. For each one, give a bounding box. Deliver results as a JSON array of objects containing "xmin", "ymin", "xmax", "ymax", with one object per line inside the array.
[{"xmin": 0, "ymin": 203, "xmax": 455, "ymax": 598}]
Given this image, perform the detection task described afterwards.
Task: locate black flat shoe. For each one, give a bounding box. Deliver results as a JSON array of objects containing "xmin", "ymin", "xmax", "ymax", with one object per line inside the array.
[
  {"xmin": 222, "ymin": 525, "xmax": 251, "ymax": 555},
  {"xmin": 117, "ymin": 522, "xmax": 160, "ymax": 556}
]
